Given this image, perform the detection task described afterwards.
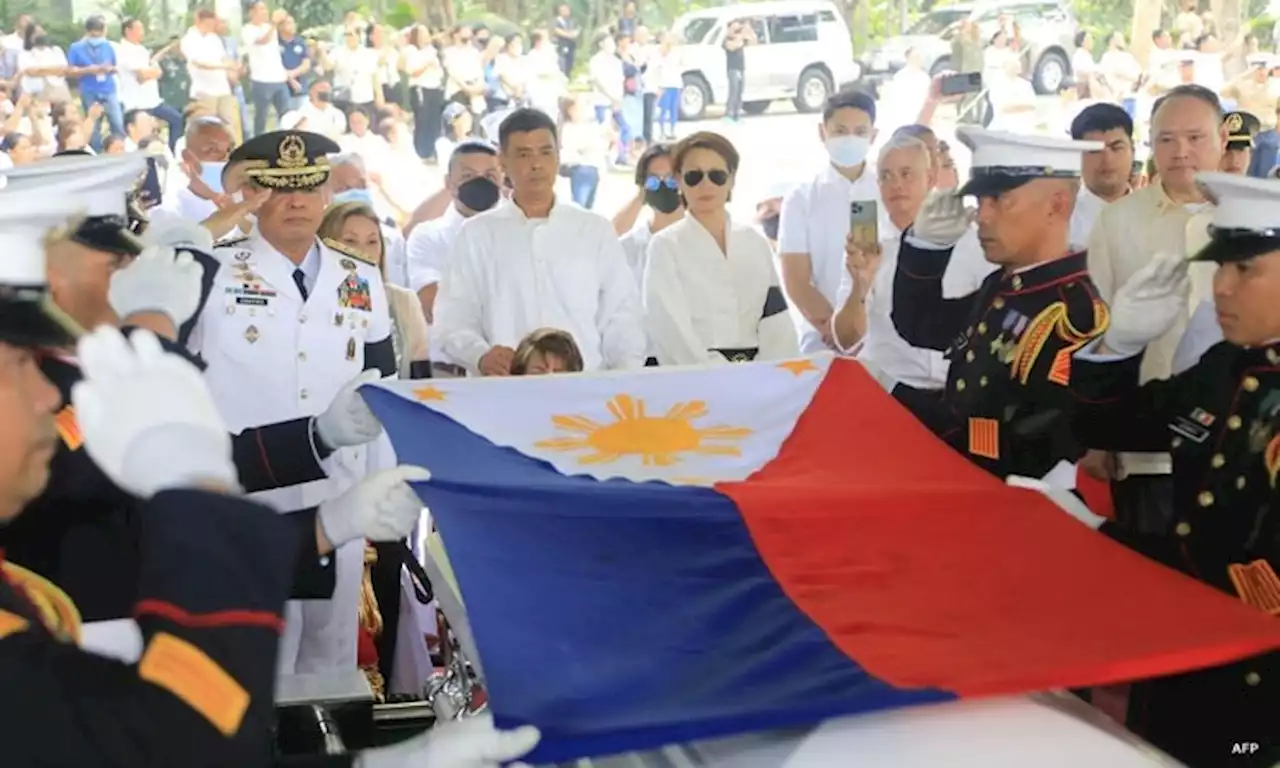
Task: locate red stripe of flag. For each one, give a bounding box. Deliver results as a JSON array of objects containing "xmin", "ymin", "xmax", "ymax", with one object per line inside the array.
[{"xmin": 720, "ymin": 359, "xmax": 1280, "ymax": 697}]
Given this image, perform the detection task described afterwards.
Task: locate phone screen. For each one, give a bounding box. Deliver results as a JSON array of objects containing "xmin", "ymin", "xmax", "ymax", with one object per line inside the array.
[{"xmin": 849, "ymin": 200, "xmax": 879, "ymax": 250}]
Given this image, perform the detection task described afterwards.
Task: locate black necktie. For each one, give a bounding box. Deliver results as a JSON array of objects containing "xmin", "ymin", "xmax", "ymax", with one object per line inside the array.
[{"xmin": 293, "ymin": 268, "xmax": 308, "ymax": 301}]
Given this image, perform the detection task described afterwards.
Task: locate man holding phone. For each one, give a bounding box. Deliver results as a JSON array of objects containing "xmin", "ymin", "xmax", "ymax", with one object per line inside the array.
[{"xmin": 778, "ymin": 89, "xmax": 887, "ymax": 353}]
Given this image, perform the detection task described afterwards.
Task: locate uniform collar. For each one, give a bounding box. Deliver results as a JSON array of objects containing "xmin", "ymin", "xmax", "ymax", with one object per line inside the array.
[{"xmin": 998, "ymin": 250, "xmax": 1089, "ymax": 293}]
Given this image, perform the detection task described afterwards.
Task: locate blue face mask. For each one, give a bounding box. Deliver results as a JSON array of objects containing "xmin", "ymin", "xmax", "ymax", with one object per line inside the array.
[
  {"xmin": 333, "ymin": 188, "xmax": 375, "ymax": 207},
  {"xmin": 198, "ymin": 160, "xmax": 226, "ymax": 194}
]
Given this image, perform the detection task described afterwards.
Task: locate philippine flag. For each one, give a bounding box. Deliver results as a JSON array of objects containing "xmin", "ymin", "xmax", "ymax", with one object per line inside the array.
[{"xmin": 361, "ymin": 354, "xmax": 1280, "ymax": 764}]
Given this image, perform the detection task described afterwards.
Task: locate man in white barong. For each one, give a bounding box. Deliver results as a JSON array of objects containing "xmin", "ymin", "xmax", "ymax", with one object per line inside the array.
[
  {"xmin": 433, "ymin": 108, "xmax": 646, "ymax": 375},
  {"xmin": 643, "ymin": 131, "xmax": 799, "ymax": 365}
]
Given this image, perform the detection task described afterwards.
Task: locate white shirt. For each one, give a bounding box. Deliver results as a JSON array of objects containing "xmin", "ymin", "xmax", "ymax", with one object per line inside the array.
[
  {"xmin": 1100, "ymin": 49, "xmax": 1141, "ymax": 95},
  {"xmin": 644, "ymin": 213, "xmax": 799, "ymax": 366},
  {"xmin": 116, "ymin": 39, "xmax": 161, "ymax": 109},
  {"xmin": 1193, "ymin": 51, "xmax": 1225, "ymax": 93},
  {"xmin": 778, "ymin": 163, "xmax": 888, "ymax": 353},
  {"xmin": 403, "ymin": 44, "xmax": 443, "ymax": 89},
  {"xmin": 619, "ymin": 214, "xmax": 655, "ymax": 289},
  {"xmin": 492, "ymin": 52, "xmax": 526, "ymax": 100},
  {"xmin": 295, "ymin": 100, "xmax": 346, "ymax": 139},
  {"xmin": 1072, "ymin": 48, "xmax": 1096, "ymax": 77},
  {"xmin": 181, "ymin": 27, "xmax": 231, "ymax": 98},
  {"xmin": 18, "ymin": 46, "xmax": 68, "ymax": 96},
  {"xmin": 1068, "ymin": 186, "xmax": 1114, "ymax": 249},
  {"xmin": 242, "ymin": 22, "xmax": 287, "ymax": 83},
  {"xmin": 559, "ymin": 119, "xmax": 610, "ymax": 169},
  {"xmin": 407, "ymin": 204, "xmax": 466, "ymax": 293},
  {"xmin": 442, "ymin": 44, "xmax": 483, "ymax": 99},
  {"xmin": 987, "ymin": 75, "xmax": 1039, "ymax": 133},
  {"xmin": 834, "ymin": 227, "xmax": 995, "ymax": 390},
  {"xmin": 654, "ymin": 48, "xmax": 683, "ymax": 89},
  {"xmin": 333, "ymin": 45, "xmax": 379, "ymax": 104},
  {"xmin": 877, "ymin": 66, "xmax": 931, "ymax": 132},
  {"xmin": 590, "ymin": 50, "xmax": 624, "ymax": 106},
  {"xmin": 526, "ymin": 45, "xmax": 565, "ymax": 116},
  {"xmin": 434, "ymin": 198, "xmax": 647, "ymax": 373}
]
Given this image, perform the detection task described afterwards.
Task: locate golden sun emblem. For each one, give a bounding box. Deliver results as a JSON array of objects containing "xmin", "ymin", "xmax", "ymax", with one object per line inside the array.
[{"xmin": 534, "ymin": 394, "xmax": 752, "ymax": 466}]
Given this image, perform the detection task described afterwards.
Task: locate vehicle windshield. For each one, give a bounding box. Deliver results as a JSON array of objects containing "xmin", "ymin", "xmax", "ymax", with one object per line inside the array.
[
  {"xmin": 681, "ymin": 17, "xmax": 718, "ymax": 44},
  {"xmin": 906, "ymin": 8, "xmax": 969, "ymax": 35}
]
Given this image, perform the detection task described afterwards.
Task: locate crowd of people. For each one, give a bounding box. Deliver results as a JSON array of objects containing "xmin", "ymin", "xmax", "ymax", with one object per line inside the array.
[{"xmin": 0, "ymin": 0, "xmax": 1276, "ymax": 766}]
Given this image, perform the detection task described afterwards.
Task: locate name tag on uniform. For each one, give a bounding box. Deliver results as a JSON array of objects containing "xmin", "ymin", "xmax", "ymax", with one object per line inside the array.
[{"xmin": 1169, "ymin": 415, "xmax": 1212, "ymax": 444}]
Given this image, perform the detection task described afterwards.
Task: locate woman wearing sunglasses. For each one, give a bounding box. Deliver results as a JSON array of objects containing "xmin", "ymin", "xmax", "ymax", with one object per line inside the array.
[{"xmin": 642, "ymin": 131, "xmax": 799, "ymax": 366}]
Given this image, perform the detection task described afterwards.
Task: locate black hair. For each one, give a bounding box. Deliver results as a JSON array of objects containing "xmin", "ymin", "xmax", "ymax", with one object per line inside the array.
[
  {"xmin": 1151, "ymin": 83, "xmax": 1222, "ymax": 121},
  {"xmin": 123, "ymin": 17, "xmax": 142, "ymax": 34},
  {"xmin": 1074, "ymin": 30, "xmax": 1089, "ymax": 48},
  {"xmin": 822, "ymin": 88, "xmax": 876, "ymax": 125},
  {"xmin": 1070, "ymin": 102, "xmax": 1134, "ymax": 140},
  {"xmin": 498, "ymin": 107, "xmax": 558, "ymax": 150},
  {"xmin": 124, "ymin": 108, "xmax": 148, "ymax": 130},
  {"xmin": 448, "ymin": 139, "xmax": 499, "ymax": 173},
  {"xmin": 102, "ymin": 134, "xmax": 126, "ymax": 152},
  {"xmin": 634, "ymin": 142, "xmax": 673, "ymax": 185},
  {"xmin": 84, "ymin": 15, "xmax": 106, "ymax": 33},
  {"xmin": 1151, "ymin": 28, "xmax": 1167, "ymax": 42}
]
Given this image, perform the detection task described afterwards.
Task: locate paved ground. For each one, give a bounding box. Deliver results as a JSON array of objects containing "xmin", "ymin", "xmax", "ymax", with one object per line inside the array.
[{"xmin": 568, "ymin": 94, "xmax": 1070, "ymax": 223}]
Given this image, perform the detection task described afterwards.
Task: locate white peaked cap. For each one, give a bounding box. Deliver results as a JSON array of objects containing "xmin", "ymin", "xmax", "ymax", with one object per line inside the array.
[
  {"xmin": 955, "ymin": 127, "xmax": 1103, "ymax": 197},
  {"xmin": 1190, "ymin": 171, "xmax": 1280, "ymax": 263},
  {"xmin": 0, "ymin": 189, "xmax": 87, "ymax": 285},
  {"xmin": 0, "ymin": 153, "xmax": 147, "ymax": 218}
]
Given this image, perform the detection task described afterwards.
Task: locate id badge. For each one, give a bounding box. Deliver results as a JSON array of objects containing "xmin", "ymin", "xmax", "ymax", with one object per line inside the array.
[{"xmin": 95, "ymin": 74, "xmax": 106, "ymax": 83}]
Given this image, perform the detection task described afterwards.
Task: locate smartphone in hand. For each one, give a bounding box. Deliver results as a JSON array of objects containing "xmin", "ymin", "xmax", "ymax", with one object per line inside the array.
[{"xmin": 849, "ymin": 200, "xmax": 879, "ymax": 250}]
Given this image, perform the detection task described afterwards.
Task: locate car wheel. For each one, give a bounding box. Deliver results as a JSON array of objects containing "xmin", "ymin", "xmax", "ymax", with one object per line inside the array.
[
  {"xmin": 1033, "ymin": 51, "xmax": 1069, "ymax": 94},
  {"xmin": 680, "ymin": 74, "xmax": 711, "ymax": 121},
  {"xmin": 742, "ymin": 100, "xmax": 771, "ymax": 115},
  {"xmin": 929, "ymin": 56, "xmax": 952, "ymax": 77},
  {"xmin": 793, "ymin": 67, "xmax": 833, "ymax": 113}
]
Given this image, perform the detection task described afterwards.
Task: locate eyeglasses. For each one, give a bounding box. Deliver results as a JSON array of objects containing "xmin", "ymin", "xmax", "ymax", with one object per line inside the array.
[
  {"xmin": 644, "ymin": 175, "xmax": 678, "ymax": 191},
  {"xmin": 682, "ymin": 169, "xmax": 729, "ymax": 187}
]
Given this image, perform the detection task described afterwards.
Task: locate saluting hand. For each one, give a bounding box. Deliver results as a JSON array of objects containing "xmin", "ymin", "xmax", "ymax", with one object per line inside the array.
[
  {"xmin": 72, "ymin": 327, "xmax": 236, "ymax": 499},
  {"xmin": 317, "ymin": 465, "xmax": 432, "ymax": 549},
  {"xmin": 912, "ymin": 189, "xmax": 974, "ymax": 247},
  {"xmin": 108, "ymin": 245, "xmax": 205, "ymax": 330},
  {"xmin": 314, "ymin": 369, "xmax": 384, "ymax": 449},
  {"xmin": 1103, "ymin": 250, "xmax": 1190, "ymax": 356}
]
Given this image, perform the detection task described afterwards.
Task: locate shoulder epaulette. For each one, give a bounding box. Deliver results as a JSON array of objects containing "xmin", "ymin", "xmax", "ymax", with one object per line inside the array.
[{"xmin": 322, "ymin": 237, "xmax": 377, "ymax": 266}]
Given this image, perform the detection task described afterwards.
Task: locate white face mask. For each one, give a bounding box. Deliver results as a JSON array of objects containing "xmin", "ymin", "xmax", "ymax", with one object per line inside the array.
[{"xmin": 825, "ymin": 135, "xmax": 871, "ymax": 168}]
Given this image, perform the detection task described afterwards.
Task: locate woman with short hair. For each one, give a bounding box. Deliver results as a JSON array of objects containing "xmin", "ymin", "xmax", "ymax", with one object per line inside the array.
[{"xmin": 642, "ymin": 131, "xmax": 798, "ymax": 366}]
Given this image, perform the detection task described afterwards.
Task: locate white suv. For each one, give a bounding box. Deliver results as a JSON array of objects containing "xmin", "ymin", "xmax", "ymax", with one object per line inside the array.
[{"xmin": 672, "ymin": 0, "xmax": 860, "ymax": 120}]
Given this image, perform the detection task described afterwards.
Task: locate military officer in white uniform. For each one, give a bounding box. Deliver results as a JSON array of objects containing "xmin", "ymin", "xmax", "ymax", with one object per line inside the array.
[{"xmin": 185, "ymin": 129, "xmax": 399, "ymax": 675}]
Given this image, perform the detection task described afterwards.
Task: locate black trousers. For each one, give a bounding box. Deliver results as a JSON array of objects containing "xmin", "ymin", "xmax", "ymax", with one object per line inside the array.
[
  {"xmin": 410, "ymin": 86, "xmax": 445, "ymax": 160},
  {"xmin": 1110, "ymin": 473, "xmax": 1176, "ymax": 537},
  {"xmin": 642, "ymin": 92, "xmax": 656, "ymax": 143}
]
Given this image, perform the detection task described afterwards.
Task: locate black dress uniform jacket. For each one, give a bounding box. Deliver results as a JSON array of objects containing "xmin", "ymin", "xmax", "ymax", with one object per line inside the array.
[
  {"xmin": 892, "ymin": 241, "xmax": 1109, "ymax": 480},
  {"xmin": 0, "ymin": 488, "xmax": 295, "ymax": 766},
  {"xmin": 1071, "ymin": 342, "xmax": 1279, "ymax": 767},
  {"xmin": 0, "ymin": 346, "xmax": 337, "ymax": 620}
]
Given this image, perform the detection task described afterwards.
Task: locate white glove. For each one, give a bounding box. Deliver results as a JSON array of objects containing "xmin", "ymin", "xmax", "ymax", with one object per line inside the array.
[
  {"xmin": 108, "ymin": 245, "xmax": 204, "ymax": 328},
  {"xmin": 141, "ymin": 217, "xmax": 215, "ymax": 254},
  {"xmin": 71, "ymin": 327, "xmax": 236, "ymax": 498},
  {"xmin": 1006, "ymin": 475, "xmax": 1106, "ymax": 530},
  {"xmin": 911, "ymin": 190, "xmax": 975, "ymax": 247},
  {"xmin": 318, "ymin": 465, "xmax": 432, "ymax": 547},
  {"xmin": 1103, "ymin": 251, "xmax": 1190, "ymax": 356},
  {"xmin": 314, "ymin": 369, "xmax": 384, "ymax": 449},
  {"xmin": 356, "ymin": 713, "xmax": 540, "ymax": 768}
]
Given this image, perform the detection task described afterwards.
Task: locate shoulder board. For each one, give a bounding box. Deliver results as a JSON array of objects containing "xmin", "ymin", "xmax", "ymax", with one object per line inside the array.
[
  {"xmin": 214, "ymin": 235, "xmax": 251, "ymax": 249},
  {"xmin": 322, "ymin": 237, "xmax": 378, "ymax": 266}
]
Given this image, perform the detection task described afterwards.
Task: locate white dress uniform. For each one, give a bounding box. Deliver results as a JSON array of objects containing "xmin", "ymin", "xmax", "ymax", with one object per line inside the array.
[
  {"xmin": 643, "ymin": 214, "xmax": 799, "ymax": 365},
  {"xmin": 188, "ymin": 231, "xmax": 394, "ymax": 674}
]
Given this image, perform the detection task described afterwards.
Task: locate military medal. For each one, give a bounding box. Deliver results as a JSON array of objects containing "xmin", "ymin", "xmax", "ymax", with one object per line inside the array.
[
  {"xmin": 346, "ymin": 337, "xmax": 357, "ymax": 360},
  {"xmin": 340, "ymin": 258, "xmax": 357, "ymax": 272},
  {"xmin": 335, "ymin": 312, "xmax": 344, "ymax": 327},
  {"xmin": 245, "ymin": 325, "xmax": 260, "ymax": 344}
]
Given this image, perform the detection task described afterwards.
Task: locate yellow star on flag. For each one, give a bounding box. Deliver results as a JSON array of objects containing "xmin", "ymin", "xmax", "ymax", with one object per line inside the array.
[
  {"xmin": 413, "ymin": 386, "xmax": 447, "ymax": 402},
  {"xmin": 776, "ymin": 359, "xmax": 819, "ymax": 376}
]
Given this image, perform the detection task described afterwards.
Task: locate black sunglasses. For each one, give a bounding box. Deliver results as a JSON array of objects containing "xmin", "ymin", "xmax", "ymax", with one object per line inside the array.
[{"xmin": 683, "ymin": 169, "xmax": 729, "ymax": 187}]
